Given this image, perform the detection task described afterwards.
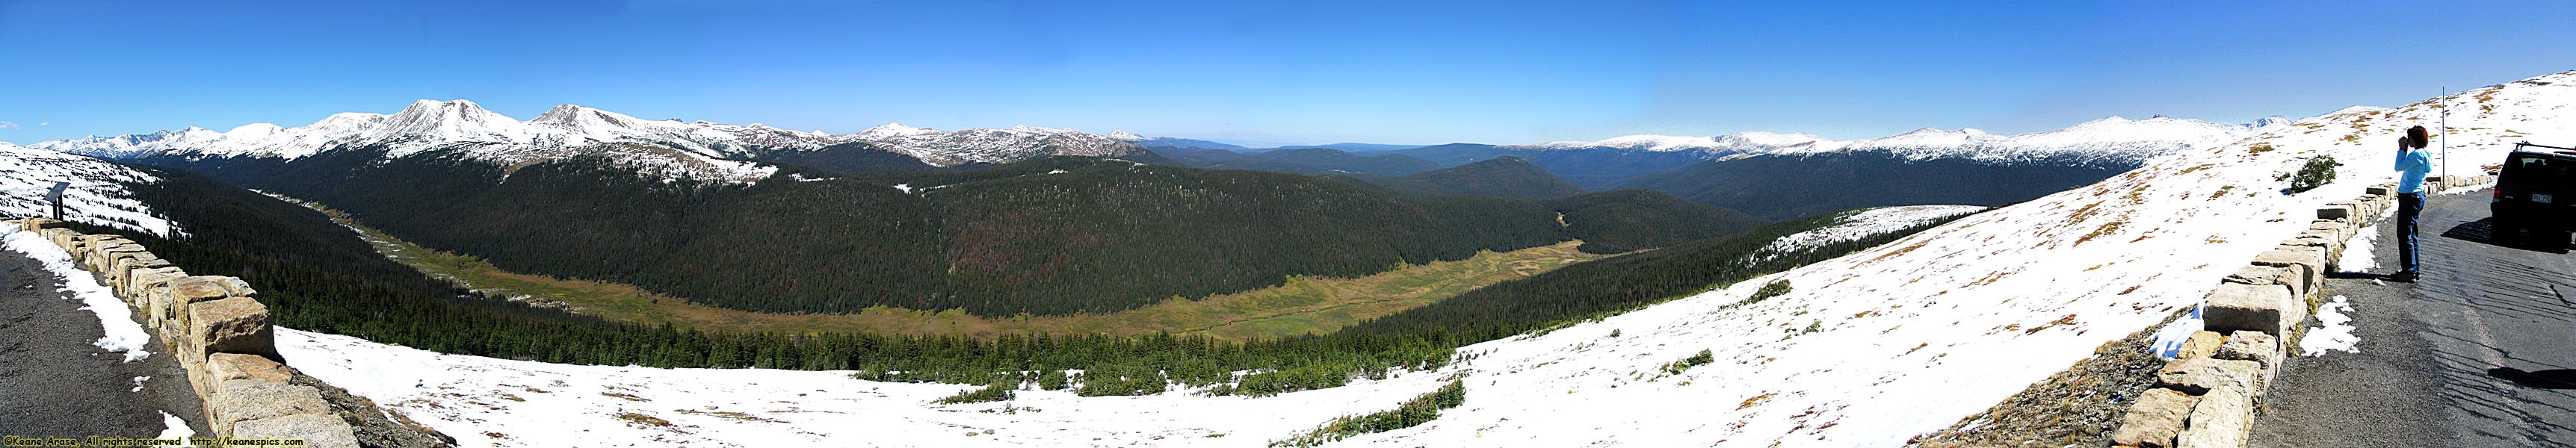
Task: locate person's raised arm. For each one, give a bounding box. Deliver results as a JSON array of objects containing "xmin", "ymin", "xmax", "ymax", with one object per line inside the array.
[{"xmin": 2395, "ymin": 136, "xmax": 2411, "ymax": 170}]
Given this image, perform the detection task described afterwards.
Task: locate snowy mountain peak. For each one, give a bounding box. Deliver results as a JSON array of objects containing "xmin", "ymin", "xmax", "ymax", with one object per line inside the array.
[
  {"xmin": 367, "ymin": 99, "xmax": 532, "ymax": 147},
  {"xmin": 1004, "ymin": 125, "xmax": 1078, "ymax": 135},
  {"xmin": 859, "ymin": 122, "xmax": 933, "ymax": 139},
  {"xmin": 1107, "ymin": 130, "xmax": 1145, "ymax": 140},
  {"xmin": 528, "ymin": 104, "xmax": 655, "ymax": 135}
]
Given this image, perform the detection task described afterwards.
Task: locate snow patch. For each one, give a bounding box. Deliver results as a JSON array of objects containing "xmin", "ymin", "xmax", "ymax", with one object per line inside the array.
[
  {"xmin": 279, "ymin": 328, "xmax": 1456, "ymax": 448},
  {"xmin": 2301, "ymin": 296, "xmax": 2360, "ymax": 356},
  {"xmin": 2148, "ymin": 305, "xmax": 2205, "ymax": 359},
  {"xmin": 1752, "ymin": 205, "xmax": 1986, "ymax": 261},
  {"xmin": 156, "ymin": 411, "xmax": 194, "ymax": 444},
  {"xmin": 2336, "ymin": 225, "xmax": 2379, "ymax": 273}
]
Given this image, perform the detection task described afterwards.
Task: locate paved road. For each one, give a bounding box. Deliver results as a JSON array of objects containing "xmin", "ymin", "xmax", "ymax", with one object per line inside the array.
[
  {"xmin": 0, "ymin": 247, "xmax": 207, "ymax": 438},
  {"xmin": 2252, "ymin": 187, "xmax": 2576, "ymax": 448}
]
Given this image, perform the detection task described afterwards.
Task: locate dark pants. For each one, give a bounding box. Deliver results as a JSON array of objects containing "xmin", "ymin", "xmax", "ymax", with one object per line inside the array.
[{"xmin": 2398, "ymin": 193, "xmax": 2424, "ymax": 274}]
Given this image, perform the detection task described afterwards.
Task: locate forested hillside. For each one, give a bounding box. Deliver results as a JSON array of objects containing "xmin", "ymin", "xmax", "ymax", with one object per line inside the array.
[
  {"xmin": 1615, "ymin": 150, "xmax": 2134, "ymax": 220},
  {"xmin": 124, "ymin": 149, "xmax": 1741, "ymax": 317},
  {"xmin": 1159, "ymin": 146, "xmax": 1441, "ymax": 175},
  {"xmin": 1544, "ymin": 189, "xmax": 1767, "ymax": 253},
  {"xmin": 67, "ymin": 158, "xmax": 1959, "ymax": 398},
  {"xmin": 1343, "ymin": 156, "xmax": 1585, "ymax": 199}
]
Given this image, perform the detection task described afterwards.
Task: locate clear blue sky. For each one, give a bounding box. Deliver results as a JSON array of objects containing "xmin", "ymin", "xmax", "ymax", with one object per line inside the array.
[{"xmin": 2, "ymin": 0, "xmax": 2571, "ymax": 146}]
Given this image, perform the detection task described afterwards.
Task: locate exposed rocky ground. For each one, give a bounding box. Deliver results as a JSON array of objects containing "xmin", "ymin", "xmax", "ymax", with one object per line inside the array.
[
  {"xmin": 291, "ymin": 368, "xmax": 454, "ymax": 448},
  {"xmin": 1907, "ymin": 309, "xmax": 2184, "ymax": 447}
]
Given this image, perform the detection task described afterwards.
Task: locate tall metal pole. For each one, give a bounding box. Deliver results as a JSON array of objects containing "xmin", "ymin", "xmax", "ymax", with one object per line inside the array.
[{"xmin": 2439, "ymin": 87, "xmax": 2449, "ymax": 183}]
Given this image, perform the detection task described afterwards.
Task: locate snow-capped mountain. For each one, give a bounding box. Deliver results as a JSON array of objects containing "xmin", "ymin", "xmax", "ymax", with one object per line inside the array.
[
  {"xmin": 1526, "ymin": 116, "xmax": 2293, "ymax": 166},
  {"xmin": 0, "ymin": 143, "xmax": 174, "ymax": 235},
  {"xmin": 27, "ymin": 100, "xmax": 1151, "ymax": 181},
  {"xmin": 1106, "ymin": 130, "xmax": 1253, "ymax": 152},
  {"xmin": 856, "ymin": 123, "xmax": 1145, "ymax": 167}
]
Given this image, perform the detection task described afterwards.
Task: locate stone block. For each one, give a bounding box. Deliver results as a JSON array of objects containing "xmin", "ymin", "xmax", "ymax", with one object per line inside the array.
[
  {"xmin": 207, "ymin": 379, "xmax": 331, "ymax": 435},
  {"xmin": 118, "ymin": 261, "xmax": 177, "ymax": 299},
  {"xmin": 43, "ymin": 228, "xmax": 75, "ymax": 249},
  {"xmin": 107, "ymin": 254, "xmax": 167, "ymax": 298},
  {"xmin": 2110, "ymin": 388, "xmax": 2199, "ymax": 448},
  {"xmin": 217, "ymin": 276, "xmax": 258, "ymax": 299},
  {"xmin": 2249, "ymin": 249, "xmax": 2323, "ymax": 295},
  {"xmin": 2305, "ymin": 220, "xmax": 2349, "ymax": 243},
  {"xmin": 22, "ymin": 218, "xmax": 65, "ymax": 230},
  {"xmin": 207, "ymin": 353, "xmax": 293, "ymax": 383},
  {"xmin": 2365, "ymin": 185, "xmax": 2392, "ymax": 196},
  {"xmin": 2317, "ymin": 203, "xmax": 2353, "ymax": 220},
  {"xmin": 2205, "ymin": 283, "xmax": 2299, "ymax": 337},
  {"xmin": 229, "ymin": 413, "xmax": 360, "ymax": 448},
  {"xmin": 164, "ymin": 276, "xmax": 239, "ymax": 335},
  {"xmin": 2177, "ymin": 385, "xmax": 2252, "ymax": 448},
  {"xmin": 188, "ymin": 297, "xmax": 277, "ymax": 361},
  {"xmin": 2176, "ymin": 331, "xmax": 2224, "ymax": 360},
  {"xmin": 2213, "ymin": 331, "xmax": 2283, "ymax": 388},
  {"xmin": 2158, "ymin": 357, "xmax": 2262, "ymax": 396}
]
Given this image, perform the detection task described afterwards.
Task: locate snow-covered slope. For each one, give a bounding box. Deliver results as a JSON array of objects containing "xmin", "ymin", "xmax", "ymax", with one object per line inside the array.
[
  {"xmin": 857, "ymin": 123, "xmax": 1146, "ymax": 167},
  {"xmin": 1316, "ymin": 71, "xmax": 2572, "ymax": 447},
  {"xmin": 1528, "ymin": 116, "xmax": 2291, "ymax": 166},
  {"xmin": 0, "ymin": 143, "xmax": 174, "ymax": 235}
]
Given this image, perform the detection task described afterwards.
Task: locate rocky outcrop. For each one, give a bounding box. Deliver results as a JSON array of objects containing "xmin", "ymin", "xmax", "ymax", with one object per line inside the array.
[{"xmin": 6, "ymin": 218, "xmax": 363, "ymax": 447}]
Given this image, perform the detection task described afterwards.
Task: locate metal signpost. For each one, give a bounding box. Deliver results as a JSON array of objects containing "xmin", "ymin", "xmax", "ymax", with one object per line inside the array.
[{"xmin": 47, "ymin": 181, "xmax": 69, "ymax": 220}]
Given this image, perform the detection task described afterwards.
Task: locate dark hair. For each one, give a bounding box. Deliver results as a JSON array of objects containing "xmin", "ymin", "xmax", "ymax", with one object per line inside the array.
[{"xmin": 2407, "ymin": 126, "xmax": 2430, "ymax": 149}]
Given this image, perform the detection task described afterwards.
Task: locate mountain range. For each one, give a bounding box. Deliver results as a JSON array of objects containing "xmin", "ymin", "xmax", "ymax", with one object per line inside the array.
[
  {"xmin": 16, "ymin": 99, "xmax": 2285, "ymax": 190},
  {"xmin": 22, "ymin": 99, "xmax": 1160, "ymax": 181}
]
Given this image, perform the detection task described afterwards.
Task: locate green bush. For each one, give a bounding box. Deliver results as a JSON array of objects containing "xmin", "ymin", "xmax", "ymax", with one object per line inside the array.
[
  {"xmin": 1661, "ymin": 349, "xmax": 1716, "ymax": 375},
  {"xmin": 1075, "ymin": 364, "xmax": 1168, "ymax": 396},
  {"xmin": 1037, "ymin": 370, "xmax": 1069, "ymax": 391},
  {"xmin": 1749, "ymin": 279, "xmax": 1794, "ymax": 304},
  {"xmin": 2278, "ymin": 155, "xmax": 2339, "ymax": 194},
  {"xmin": 935, "ymin": 381, "xmax": 1016, "ymax": 404},
  {"xmin": 1270, "ymin": 380, "xmax": 1468, "ymax": 447}
]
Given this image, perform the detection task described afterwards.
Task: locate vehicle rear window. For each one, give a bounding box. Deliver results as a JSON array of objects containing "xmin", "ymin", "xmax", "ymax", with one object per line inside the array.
[{"xmin": 2505, "ymin": 154, "xmax": 2570, "ymax": 184}]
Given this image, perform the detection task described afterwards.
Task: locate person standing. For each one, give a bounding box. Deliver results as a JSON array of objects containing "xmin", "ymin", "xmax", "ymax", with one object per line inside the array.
[{"xmin": 2389, "ymin": 125, "xmax": 2434, "ymax": 282}]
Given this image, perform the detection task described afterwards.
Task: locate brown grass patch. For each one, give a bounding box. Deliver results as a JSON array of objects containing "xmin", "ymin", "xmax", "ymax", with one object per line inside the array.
[
  {"xmin": 2073, "ymin": 221, "xmax": 2125, "ymax": 246},
  {"xmin": 1739, "ymin": 392, "xmax": 1778, "ymax": 410},
  {"xmin": 616, "ymin": 412, "xmax": 673, "ymax": 427}
]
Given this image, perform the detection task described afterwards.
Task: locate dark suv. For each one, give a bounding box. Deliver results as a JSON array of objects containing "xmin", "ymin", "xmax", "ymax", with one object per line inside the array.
[{"xmin": 2492, "ymin": 143, "xmax": 2576, "ymax": 249}]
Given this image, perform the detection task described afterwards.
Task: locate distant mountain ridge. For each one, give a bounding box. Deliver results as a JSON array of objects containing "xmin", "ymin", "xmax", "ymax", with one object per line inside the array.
[
  {"xmin": 28, "ymin": 100, "xmax": 1158, "ymax": 181},
  {"xmin": 1522, "ymin": 116, "xmax": 2288, "ymax": 165}
]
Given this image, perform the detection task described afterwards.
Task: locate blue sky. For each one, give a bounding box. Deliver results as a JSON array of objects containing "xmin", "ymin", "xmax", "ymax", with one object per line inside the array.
[{"xmin": 2, "ymin": 0, "xmax": 2571, "ymax": 146}]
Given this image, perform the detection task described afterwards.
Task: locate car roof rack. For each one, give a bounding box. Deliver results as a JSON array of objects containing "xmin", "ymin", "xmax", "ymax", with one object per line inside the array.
[{"xmin": 2512, "ymin": 142, "xmax": 2576, "ymax": 156}]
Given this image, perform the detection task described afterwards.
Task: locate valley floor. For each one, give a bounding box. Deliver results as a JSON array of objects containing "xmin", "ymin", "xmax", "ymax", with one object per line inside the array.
[{"xmin": 304, "ymin": 200, "xmax": 1607, "ymax": 340}]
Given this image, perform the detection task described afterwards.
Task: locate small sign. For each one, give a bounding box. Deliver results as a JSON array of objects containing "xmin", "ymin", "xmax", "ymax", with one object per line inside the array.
[{"xmin": 46, "ymin": 181, "xmax": 68, "ymax": 202}]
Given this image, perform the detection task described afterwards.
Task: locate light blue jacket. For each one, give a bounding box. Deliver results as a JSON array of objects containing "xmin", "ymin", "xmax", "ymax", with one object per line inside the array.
[{"xmin": 2394, "ymin": 149, "xmax": 2433, "ymax": 194}]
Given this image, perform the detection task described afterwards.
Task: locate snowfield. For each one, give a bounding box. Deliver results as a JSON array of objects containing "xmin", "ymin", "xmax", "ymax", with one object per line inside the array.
[
  {"xmin": 1525, "ymin": 115, "xmax": 2287, "ymax": 167},
  {"xmin": 0, "ymin": 143, "xmax": 174, "ymax": 235},
  {"xmin": 279, "ymin": 328, "xmax": 1457, "ymax": 448},
  {"xmin": 277, "ymin": 70, "xmax": 2576, "ymax": 447}
]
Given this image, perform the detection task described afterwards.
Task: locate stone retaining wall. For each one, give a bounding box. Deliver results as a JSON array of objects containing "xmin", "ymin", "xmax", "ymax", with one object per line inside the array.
[
  {"xmin": 2106, "ymin": 174, "xmax": 2495, "ymax": 448},
  {"xmin": 5, "ymin": 218, "xmax": 360, "ymax": 448}
]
